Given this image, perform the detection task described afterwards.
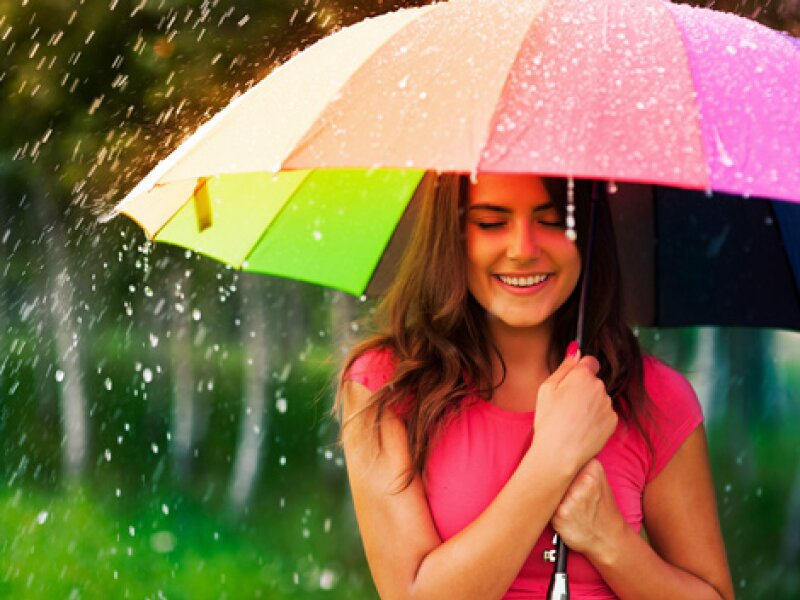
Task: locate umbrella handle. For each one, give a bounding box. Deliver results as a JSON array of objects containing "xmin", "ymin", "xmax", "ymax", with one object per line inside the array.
[{"xmin": 547, "ymin": 535, "xmax": 570, "ymax": 600}]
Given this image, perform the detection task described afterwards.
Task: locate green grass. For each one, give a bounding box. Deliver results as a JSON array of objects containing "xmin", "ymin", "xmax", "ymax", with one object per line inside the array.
[{"xmin": 0, "ymin": 484, "xmax": 375, "ymax": 599}]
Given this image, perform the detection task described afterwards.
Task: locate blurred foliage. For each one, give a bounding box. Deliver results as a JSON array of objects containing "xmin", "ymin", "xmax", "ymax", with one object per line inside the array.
[{"xmin": 1, "ymin": 0, "xmax": 799, "ymax": 598}]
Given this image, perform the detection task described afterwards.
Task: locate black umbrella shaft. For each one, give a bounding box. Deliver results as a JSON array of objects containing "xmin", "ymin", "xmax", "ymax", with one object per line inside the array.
[{"xmin": 548, "ymin": 181, "xmax": 601, "ymax": 600}]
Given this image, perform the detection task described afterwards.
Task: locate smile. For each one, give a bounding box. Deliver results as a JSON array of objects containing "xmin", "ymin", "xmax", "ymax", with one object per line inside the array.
[{"xmin": 495, "ymin": 274, "xmax": 550, "ymax": 287}]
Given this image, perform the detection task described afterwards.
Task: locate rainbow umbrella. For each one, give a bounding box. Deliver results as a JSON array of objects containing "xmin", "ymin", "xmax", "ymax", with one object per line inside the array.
[{"xmin": 111, "ymin": 0, "xmax": 800, "ymax": 321}]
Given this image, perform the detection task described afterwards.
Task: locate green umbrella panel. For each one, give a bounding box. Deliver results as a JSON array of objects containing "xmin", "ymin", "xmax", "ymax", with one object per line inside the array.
[{"xmin": 151, "ymin": 169, "xmax": 426, "ymax": 296}]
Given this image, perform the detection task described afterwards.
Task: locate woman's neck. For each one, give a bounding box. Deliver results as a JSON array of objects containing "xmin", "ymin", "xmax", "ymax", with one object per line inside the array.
[{"xmin": 486, "ymin": 317, "xmax": 554, "ymax": 410}]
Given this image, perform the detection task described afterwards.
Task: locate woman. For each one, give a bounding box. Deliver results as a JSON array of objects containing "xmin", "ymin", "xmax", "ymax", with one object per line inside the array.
[{"xmin": 336, "ymin": 173, "xmax": 734, "ymax": 599}]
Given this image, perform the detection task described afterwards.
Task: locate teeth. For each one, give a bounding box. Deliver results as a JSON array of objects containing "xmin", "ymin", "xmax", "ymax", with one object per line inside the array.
[{"xmin": 498, "ymin": 274, "xmax": 548, "ymax": 287}]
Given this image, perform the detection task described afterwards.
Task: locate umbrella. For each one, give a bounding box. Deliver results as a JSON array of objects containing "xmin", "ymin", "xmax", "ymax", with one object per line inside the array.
[
  {"xmin": 108, "ymin": 0, "xmax": 800, "ymax": 593},
  {"xmin": 110, "ymin": 0, "xmax": 800, "ymax": 326}
]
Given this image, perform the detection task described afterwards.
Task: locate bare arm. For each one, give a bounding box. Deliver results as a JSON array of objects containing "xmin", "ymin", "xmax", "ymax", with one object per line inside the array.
[
  {"xmin": 341, "ymin": 354, "xmax": 617, "ymax": 600},
  {"xmin": 552, "ymin": 427, "xmax": 735, "ymax": 599}
]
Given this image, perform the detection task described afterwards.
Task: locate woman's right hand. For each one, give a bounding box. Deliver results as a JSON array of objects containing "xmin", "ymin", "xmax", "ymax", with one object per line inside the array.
[{"xmin": 532, "ymin": 351, "xmax": 618, "ymax": 474}]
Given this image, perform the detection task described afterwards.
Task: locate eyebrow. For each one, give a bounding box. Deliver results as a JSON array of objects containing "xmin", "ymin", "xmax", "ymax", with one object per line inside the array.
[{"xmin": 468, "ymin": 202, "xmax": 556, "ymax": 214}]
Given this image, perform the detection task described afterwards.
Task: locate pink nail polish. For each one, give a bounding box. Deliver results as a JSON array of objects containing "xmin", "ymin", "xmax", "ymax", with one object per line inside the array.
[{"xmin": 565, "ymin": 341, "xmax": 579, "ymax": 359}]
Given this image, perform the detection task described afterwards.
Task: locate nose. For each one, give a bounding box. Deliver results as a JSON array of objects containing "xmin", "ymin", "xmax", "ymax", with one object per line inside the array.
[{"xmin": 507, "ymin": 219, "xmax": 541, "ymax": 262}]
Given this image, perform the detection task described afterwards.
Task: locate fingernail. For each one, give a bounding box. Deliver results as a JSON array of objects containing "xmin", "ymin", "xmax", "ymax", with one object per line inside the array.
[{"xmin": 565, "ymin": 341, "xmax": 580, "ymax": 359}]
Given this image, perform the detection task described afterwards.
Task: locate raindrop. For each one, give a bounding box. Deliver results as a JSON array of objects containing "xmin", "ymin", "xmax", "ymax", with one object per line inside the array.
[
  {"xmin": 279, "ymin": 455, "xmax": 287, "ymax": 466},
  {"xmin": 151, "ymin": 531, "xmax": 176, "ymax": 553},
  {"xmin": 129, "ymin": 526, "xmax": 135, "ymax": 536},
  {"xmin": 36, "ymin": 511, "xmax": 48, "ymax": 525},
  {"xmin": 276, "ymin": 397, "xmax": 288, "ymax": 413},
  {"xmin": 104, "ymin": 449, "xmax": 112, "ymax": 461},
  {"xmin": 151, "ymin": 443, "xmax": 159, "ymax": 454},
  {"xmin": 55, "ymin": 369, "xmax": 64, "ymax": 382},
  {"xmin": 397, "ymin": 74, "xmax": 409, "ymax": 89},
  {"xmin": 142, "ymin": 368, "xmax": 153, "ymax": 383},
  {"xmin": 161, "ymin": 504, "xmax": 170, "ymax": 515},
  {"xmin": 319, "ymin": 569, "xmax": 336, "ymax": 590},
  {"xmin": 312, "ymin": 230, "xmax": 322, "ymax": 241},
  {"xmin": 149, "ymin": 334, "xmax": 159, "ymax": 348},
  {"xmin": 192, "ymin": 308, "xmax": 201, "ymax": 321}
]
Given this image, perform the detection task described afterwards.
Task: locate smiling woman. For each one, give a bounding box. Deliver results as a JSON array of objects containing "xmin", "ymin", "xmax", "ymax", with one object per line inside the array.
[
  {"xmin": 335, "ymin": 173, "xmax": 735, "ymax": 600},
  {"xmin": 465, "ymin": 175, "xmax": 581, "ymax": 333}
]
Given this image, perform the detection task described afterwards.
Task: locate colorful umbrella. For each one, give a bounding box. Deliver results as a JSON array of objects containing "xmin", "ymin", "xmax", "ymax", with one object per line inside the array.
[{"xmin": 111, "ymin": 0, "xmax": 800, "ymax": 322}]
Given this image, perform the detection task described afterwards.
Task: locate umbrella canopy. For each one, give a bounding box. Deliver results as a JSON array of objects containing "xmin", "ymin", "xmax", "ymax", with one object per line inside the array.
[{"xmin": 111, "ymin": 0, "xmax": 800, "ymax": 327}]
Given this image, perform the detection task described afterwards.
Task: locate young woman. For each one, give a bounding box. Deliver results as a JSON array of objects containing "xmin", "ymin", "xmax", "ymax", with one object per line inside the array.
[{"xmin": 336, "ymin": 173, "xmax": 734, "ymax": 599}]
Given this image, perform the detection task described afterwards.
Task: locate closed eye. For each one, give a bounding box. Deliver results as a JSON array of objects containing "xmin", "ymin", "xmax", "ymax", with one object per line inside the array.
[
  {"xmin": 537, "ymin": 218, "xmax": 565, "ymax": 228},
  {"xmin": 475, "ymin": 221, "xmax": 506, "ymax": 230}
]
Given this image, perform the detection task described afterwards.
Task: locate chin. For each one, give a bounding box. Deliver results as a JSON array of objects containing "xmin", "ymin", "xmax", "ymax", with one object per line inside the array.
[{"xmin": 488, "ymin": 309, "xmax": 551, "ymax": 330}]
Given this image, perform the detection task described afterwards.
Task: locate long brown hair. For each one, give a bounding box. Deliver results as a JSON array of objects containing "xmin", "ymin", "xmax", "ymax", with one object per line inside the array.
[{"xmin": 336, "ymin": 173, "xmax": 649, "ymax": 484}]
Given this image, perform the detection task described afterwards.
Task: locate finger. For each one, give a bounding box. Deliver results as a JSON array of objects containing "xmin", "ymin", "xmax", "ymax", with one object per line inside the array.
[
  {"xmin": 577, "ymin": 355, "xmax": 600, "ymax": 375},
  {"xmin": 548, "ymin": 348, "xmax": 582, "ymax": 385}
]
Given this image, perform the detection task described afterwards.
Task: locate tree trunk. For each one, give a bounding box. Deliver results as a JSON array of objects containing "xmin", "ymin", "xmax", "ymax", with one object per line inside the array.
[
  {"xmin": 686, "ymin": 327, "xmax": 717, "ymax": 419},
  {"xmin": 31, "ymin": 184, "xmax": 88, "ymax": 481},
  {"xmin": 330, "ymin": 291, "xmax": 359, "ymax": 364},
  {"xmin": 783, "ymin": 460, "xmax": 800, "ymax": 572},
  {"xmin": 169, "ymin": 267, "xmax": 197, "ymax": 481},
  {"xmin": 227, "ymin": 274, "xmax": 271, "ymax": 515}
]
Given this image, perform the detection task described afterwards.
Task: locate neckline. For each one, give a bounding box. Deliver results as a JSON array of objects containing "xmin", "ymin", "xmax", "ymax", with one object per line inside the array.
[{"xmin": 474, "ymin": 396, "xmax": 535, "ymax": 420}]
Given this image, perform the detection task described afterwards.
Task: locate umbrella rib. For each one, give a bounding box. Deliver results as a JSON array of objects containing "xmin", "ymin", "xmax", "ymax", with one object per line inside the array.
[
  {"xmin": 661, "ymin": 4, "xmax": 712, "ymax": 191},
  {"xmin": 280, "ymin": 4, "xmax": 438, "ymax": 169},
  {"xmin": 238, "ymin": 170, "xmax": 317, "ymax": 270},
  {"xmin": 472, "ymin": 2, "xmax": 544, "ymax": 175}
]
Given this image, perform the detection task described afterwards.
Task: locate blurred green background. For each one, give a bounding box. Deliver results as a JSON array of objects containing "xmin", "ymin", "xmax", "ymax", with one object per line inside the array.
[{"xmin": 1, "ymin": 0, "xmax": 799, "ymax": 598}]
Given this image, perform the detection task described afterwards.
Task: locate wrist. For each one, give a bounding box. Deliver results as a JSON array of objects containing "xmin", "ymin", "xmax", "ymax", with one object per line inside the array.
[
  {"xmin": 587, "ymin": 517, "xmax": 634, "ymax": 568},
  {"xmin": 523, "ymin": 440, "xmax": 580, "ymax": 486}
]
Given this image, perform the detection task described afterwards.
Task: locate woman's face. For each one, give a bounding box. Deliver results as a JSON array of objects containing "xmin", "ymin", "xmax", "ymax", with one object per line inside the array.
[{"xmin": 465, "ymin": 174, "xmax": 581, "ymax": 330}]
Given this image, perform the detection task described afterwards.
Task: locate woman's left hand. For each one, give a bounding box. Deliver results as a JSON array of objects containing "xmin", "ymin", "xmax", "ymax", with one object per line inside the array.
[{"xmin": 551, "ymin": 459, "xmax": 626, "ymax": 560}]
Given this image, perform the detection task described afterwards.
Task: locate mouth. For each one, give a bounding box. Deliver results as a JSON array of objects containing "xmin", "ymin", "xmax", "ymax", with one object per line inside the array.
[{"xmin": 494, "ymin": 273, "xmax": 551, "ymax": 288}]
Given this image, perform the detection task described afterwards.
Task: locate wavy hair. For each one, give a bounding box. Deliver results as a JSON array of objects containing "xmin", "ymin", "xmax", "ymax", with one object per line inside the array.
[{"xmin": 336, "ymin": 174, "xmax": 650, "ymax": 485}]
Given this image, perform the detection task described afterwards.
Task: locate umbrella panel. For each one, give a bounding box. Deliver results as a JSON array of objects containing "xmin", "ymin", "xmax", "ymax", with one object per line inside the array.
[
  {"xmin": 153, "ymin": 169, "xmax": 425, "ymax": 296},
  {"xmin": 612, "ymin": 184, "xmax": 800, "ymax": 330}
]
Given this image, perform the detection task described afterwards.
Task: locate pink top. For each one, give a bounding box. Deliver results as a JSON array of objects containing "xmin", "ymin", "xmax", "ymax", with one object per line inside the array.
[{"xmin": 344, "ymin": 348, "xmax": 703, "ymax": 599}]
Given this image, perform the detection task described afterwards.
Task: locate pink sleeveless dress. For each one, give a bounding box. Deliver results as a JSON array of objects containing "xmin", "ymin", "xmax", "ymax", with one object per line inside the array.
[{"xmin": 344, "ymin": 348, "xmax": 703, "ymax": 599}]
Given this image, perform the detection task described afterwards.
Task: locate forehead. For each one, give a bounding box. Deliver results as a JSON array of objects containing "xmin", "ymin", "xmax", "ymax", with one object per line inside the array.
[{"xmin": 468, "ymin": 174, "xmax": 551, "ymax": 207}]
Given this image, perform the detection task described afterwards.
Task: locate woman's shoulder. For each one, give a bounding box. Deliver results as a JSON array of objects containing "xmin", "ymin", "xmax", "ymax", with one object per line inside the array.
[
  {"xmin": 639, "ymin": 355, "xmax": 704, "ymax": 481},
  {"xmin": 641, "ymin": 355, "xmax": 698, "ymax": 405},
  {"xmin": 342, "ymin": 345, "xmax": 398, "ymax": 393}
]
